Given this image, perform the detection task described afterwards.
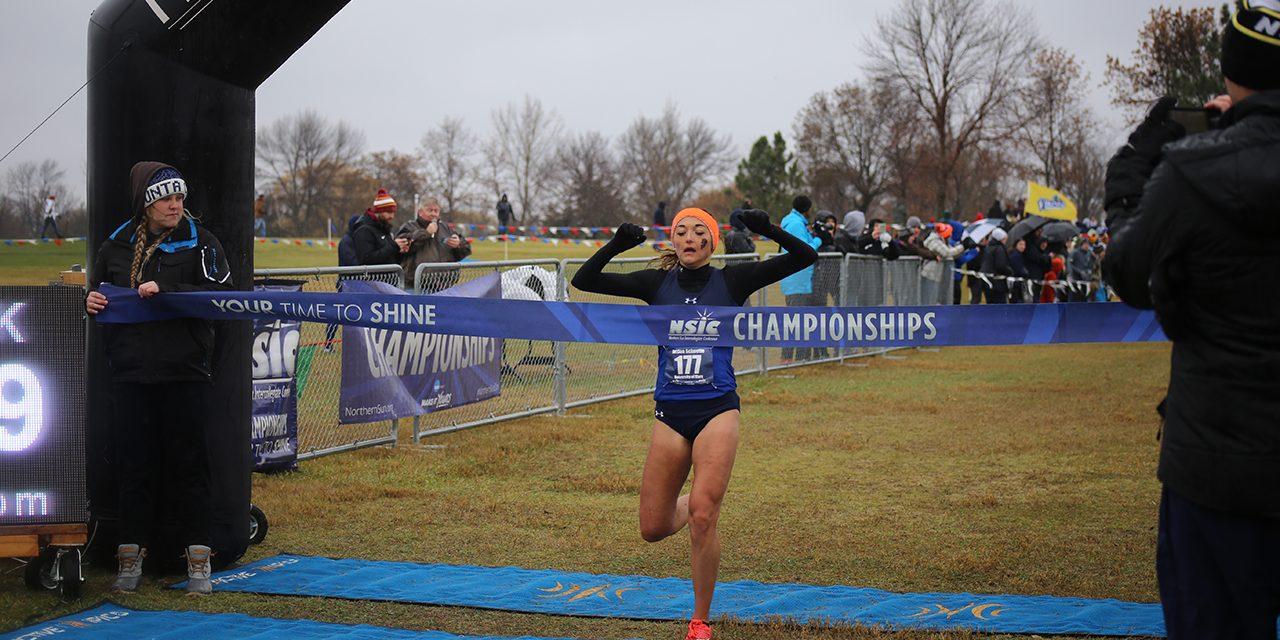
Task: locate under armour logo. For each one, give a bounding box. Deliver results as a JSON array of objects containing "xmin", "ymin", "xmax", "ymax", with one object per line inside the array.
[
  {"xmin": 684, "ymin": 297, "xmax": 697, "ymax": 304},
  {"xmin": 654, "ymin": 410, "xmax": 664, "ymax": 418}
]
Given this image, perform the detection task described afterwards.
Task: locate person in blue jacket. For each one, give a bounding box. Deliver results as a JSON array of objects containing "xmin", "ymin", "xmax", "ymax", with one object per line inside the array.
[{"xmin": 777, "ymin": 196, "xmax": 821, "ymax": 361}]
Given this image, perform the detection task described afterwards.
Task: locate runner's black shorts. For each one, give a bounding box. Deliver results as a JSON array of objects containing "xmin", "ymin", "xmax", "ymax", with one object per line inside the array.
[{"xmin": 654, "ymin": 391, "xmax": 740, "ymax": 442}]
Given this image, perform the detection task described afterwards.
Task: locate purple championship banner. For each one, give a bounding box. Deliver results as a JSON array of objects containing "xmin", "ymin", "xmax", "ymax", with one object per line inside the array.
[
  {"xmin": 249, "ymin": 282, "xmax": 302, "ymax": 471},
  {"xmin": 339, "ymin": 276, "xmax": 502, "ymax": 425},
  {"xmin": 94, "ymin": 283, "xmax": 1168, "ymax": 348}
]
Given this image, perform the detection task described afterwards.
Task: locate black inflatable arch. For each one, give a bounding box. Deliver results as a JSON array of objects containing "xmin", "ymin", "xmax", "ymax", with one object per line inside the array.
[{"xmin": 87, "ymin": 0, "xmax": 349, "ymax": 565}]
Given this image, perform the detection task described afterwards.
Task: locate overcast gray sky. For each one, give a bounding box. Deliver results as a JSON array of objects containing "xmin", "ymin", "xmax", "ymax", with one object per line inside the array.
[{"xmin": 1, "ymin": 0, "xmax": 1223, "ymax": 201}]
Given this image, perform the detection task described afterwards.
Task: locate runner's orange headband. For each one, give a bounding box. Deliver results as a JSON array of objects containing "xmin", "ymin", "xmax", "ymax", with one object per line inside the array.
[{"xmin": 670, "ymin": 208, "xmax": 720, "ymax": 250}]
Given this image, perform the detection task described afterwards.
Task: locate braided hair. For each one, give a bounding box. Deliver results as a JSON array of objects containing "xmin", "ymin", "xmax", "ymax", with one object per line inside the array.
[{"xmin": 129, "ymin": 214, "xmax": 180, "ymax": 288}]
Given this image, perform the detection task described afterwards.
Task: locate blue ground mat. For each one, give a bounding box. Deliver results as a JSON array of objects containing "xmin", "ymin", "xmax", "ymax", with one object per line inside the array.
[
  {"xmin": 181, "ymin": 554, "xmax": 1168, "ymax": 637},
  {"xmin": 0, "ymin": 603, "xmax": 578, "ymax": 640}
]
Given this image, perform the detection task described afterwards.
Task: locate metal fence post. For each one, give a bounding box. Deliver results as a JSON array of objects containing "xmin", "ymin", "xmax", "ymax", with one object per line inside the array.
[
  {"xmin": 882, "ymin": 259, "xmax": 892, "ymax": 305},
  {"xmin": 916, "ymin": 260, "xmax": 924, "ymax": 306},
  {"xmin": 839, "ymin": 254, "xmax": 849, "ymax": 364},
  {"xmin": 553, "ymin": 259, "xmax": 568, "ymax": 416}
]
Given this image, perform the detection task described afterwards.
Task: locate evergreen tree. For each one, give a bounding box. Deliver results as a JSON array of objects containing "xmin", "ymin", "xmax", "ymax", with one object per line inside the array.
[{"xmin": 734, "ymin": 132, "xmax": 802, "ymax": 216}]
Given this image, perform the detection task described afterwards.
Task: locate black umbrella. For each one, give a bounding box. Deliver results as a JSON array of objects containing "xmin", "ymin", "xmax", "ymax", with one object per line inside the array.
[
  {"xmin": 1007, "ymin": 215, "xmax": 1053, "ymax": 246},
  {"xmin": 1039, "ymin": 221, "xmax": 1079, "ymax": 244}
]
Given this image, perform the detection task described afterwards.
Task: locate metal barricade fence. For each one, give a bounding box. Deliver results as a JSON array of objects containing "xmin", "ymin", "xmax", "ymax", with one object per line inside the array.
[
  {"xmin": 252, "ymin": 265, "xmax": 404, "ymax": 461},
  {"xmin": 412, "ymin": 259, "xmax": 564, "ymax": 438},
  {"xmin": 884, "ymin": 256, "xmax": 922, "ymax": 306}
]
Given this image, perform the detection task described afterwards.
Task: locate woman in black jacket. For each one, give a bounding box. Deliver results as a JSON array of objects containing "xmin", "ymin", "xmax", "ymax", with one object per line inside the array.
[
  {"xmin": 85, "ymin": 162, "xmax": 232, "ymax": 596},
  {"xmin": 978, "ymin": 228, "xmax": 1013, "ymax": 303}
]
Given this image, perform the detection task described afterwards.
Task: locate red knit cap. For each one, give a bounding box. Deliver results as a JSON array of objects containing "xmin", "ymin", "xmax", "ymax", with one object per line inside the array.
[{"xmin": 372, "ymin": 188, "xmax": 396, "ymax": 213}]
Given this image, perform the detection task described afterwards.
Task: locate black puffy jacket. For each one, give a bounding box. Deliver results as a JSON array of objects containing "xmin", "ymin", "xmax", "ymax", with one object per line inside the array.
[
  {"xmin": 350, "ymin": 214, "xmax": 400, "ymax": 266},
  {"xmin": 1104, "ymin": 91, "xmax": 1280, "ymax": 516},
  {"xmin": 92, "ymin": 216, "xmax": 233, "ymax": 382},
  {"xmin": 979, "ymin": 241, "xmax": 1012, "ymax": 294}
]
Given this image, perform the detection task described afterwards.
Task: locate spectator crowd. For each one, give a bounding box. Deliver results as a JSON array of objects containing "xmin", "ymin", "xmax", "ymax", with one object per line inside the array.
[
  {"xmin": 762, "ymin": 194, "xmax": 1112, "ymax": 307},
  {"xmin": 325, "ymin": 185, "xmax": 1112, "ymax": 308}
]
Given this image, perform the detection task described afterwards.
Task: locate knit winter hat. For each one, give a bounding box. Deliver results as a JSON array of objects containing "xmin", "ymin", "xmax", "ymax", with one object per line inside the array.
[
  {"xmin": 906, "ymin": 216, "xmax": 923, "ymax": 229},
  {"xmin": 372, "ymin": 188, "xmax": 397, "ymax": 213},
  {"xmin": 1222, "ymin": 0, "xmax": 1280, "ymax": 91},
  {"xmin": 934, "ymin": 223, "xmax": 953, "ymax": 240},
  {"xmin": 143, "ymin": 166, "xmax": 187, "ymax": 208}
]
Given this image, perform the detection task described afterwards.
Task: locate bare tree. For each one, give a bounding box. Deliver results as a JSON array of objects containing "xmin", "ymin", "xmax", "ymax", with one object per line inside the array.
[
  {"xmin": 3, "ymin": 159, "xmax": 68, "ymax": 235},
  {"xmin": 365, "ymin": 149, "xmax": 424, "ymax": 211},
  {"xmin": 1059, "ymin": 131, "xmax": 1109, "ymax": 220},
  {"xmin": 793, "ymin": 81, "xmax": 902, "ymax": 213},
  {"xmin": 420, "ymin": 116, "xmax": 477, "ymax": 217},
  {"xmin": 487, "ymin": 96, "xmax": 563, "ymax": 223},
  {"xmin": 1012, "ymin": 48, "xmax": 1100, "ymax": 191},
  {"xmin": 257, "ymin": 110, "xmax": 366, "ymax": 235},
  {"xmin": 549, "ymin": 132, "xmax": 626, "ymax": 227},
  {"xmin": 864, "ymin": 0, "xmax": 1038, "ymax": 210},
  {"xmin": 618, "ymin": 104, "xmax": 734, "ymax": 218}
]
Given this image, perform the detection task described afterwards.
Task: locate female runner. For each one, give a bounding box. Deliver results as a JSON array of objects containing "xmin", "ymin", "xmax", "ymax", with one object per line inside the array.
[{"xmin": 571, "ymin": 207, "xmax": 817, "ymax": 640}]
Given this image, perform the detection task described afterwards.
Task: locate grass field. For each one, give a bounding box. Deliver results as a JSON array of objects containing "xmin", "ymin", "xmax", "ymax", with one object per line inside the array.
[{"xmin": 0, "ymin": 240, "xmax": 1171, "ymax": 639}]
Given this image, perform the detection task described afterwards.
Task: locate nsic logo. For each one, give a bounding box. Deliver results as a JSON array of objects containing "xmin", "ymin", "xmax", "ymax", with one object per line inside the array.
[{"xmin": 668, "ymin": 310, "xmax": 720, "ymax": 340}]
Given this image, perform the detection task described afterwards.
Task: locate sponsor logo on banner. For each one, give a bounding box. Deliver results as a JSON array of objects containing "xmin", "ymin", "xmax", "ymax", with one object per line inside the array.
[
  {"xmin": 250, "ymin": 282, "xmax": 301, "ymax": 472},
  {"xmin": 1036, "ymin": 195, "xmax": 1067, "ymax": 212},
  {"xmin": 211, "ymin": 557, "xmax": 301, "ymax": 585},
  {"xmin": 909, "ymin": 602, "xmax": 1008, "ymax": 621},
  {"xmin": 13, "ymin": 610, "xmax": 130, "ymax": 639},
  {"xmin": 340, "ymin": 275, "xmax": 503, "ymax": 424},
  {"xmin": 668, "ymin": 309, "xmax": 720, "ymax": 343},
  {"xmin": 538, "ymin": 581, "xmax": 641, "ymax": 604}
]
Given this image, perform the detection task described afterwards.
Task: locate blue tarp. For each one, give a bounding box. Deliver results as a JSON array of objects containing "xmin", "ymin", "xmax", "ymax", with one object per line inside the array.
[
  {"xmin": 182, "ymin": 555, "xmax": 1168, "ymax": 637},
  {"xmin": 0, "ymin": 603, "xmax": 578, "ymax": 640}
]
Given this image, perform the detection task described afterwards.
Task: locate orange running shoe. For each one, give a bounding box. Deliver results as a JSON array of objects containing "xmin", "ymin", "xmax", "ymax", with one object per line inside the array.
[{"xmin": 685, "ymin": 618, "xmax": 713, "ymax": 640}]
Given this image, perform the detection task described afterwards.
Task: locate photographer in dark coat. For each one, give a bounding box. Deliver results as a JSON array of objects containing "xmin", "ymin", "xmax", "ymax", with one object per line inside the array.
[{"xmin": 1102, "ymin": 3, "xmax": 1280, "ymax": 635}]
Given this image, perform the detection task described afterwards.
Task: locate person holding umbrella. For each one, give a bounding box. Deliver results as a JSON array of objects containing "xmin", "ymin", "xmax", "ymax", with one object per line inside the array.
[{"xmin": 960, "ymin": 219, "xmax": 999, "ymax": 303}]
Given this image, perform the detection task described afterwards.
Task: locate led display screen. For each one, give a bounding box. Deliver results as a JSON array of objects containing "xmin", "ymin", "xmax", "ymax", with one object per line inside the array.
[{"xmin": 0, "ymin": 286, "xmax": 87, "ymax": 525}]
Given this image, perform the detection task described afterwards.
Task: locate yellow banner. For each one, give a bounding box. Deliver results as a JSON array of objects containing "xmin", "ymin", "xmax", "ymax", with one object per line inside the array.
[{"xmin": 1024, "ymin": 182, "xmax": 1077, "ymax": 222}]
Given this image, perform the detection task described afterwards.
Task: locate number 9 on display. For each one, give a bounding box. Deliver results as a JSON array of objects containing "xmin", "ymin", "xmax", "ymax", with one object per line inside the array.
[{"xmin": 0, "ymin": 363, "xmax": 43, "ymax": 452}]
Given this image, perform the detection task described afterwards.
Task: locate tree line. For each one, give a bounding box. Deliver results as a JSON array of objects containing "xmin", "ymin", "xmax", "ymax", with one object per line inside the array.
[{"xmin": 0, "ymin": 1, "xmax": 1227, "ymax": 238}]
